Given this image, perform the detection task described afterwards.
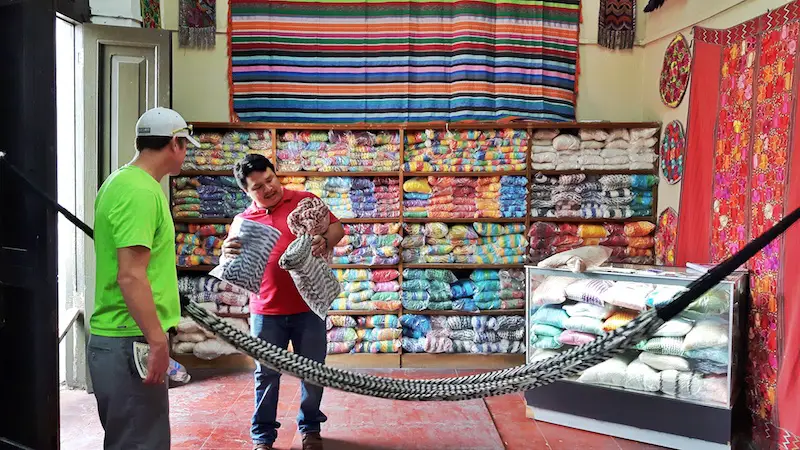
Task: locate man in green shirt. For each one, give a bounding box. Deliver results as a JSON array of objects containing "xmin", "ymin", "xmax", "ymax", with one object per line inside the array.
[{"xmin": 88, "ymin": 107, "xmax": 198, "ymax": 450}]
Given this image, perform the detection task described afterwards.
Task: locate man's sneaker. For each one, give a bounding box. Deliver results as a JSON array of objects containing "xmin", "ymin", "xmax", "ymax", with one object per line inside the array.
[{"xmin": 302, "ymin": 432, "xmax": 324, "ymax": 450}]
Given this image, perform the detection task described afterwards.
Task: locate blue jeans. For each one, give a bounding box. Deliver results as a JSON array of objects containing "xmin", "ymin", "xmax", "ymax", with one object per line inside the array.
[{"xmin": 250, "ymin": 312, "xmax": 328, "ymax": 445}]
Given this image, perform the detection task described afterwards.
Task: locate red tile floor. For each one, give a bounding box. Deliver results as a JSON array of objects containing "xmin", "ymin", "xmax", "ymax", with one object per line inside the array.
[{"xmin": 60, "ymin": 369, "xmax": 666, "ymax": 449}]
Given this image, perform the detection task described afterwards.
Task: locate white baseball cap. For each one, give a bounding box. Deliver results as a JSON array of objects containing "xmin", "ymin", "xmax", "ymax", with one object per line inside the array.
[{"xmin": 135, "ymin": 107, "xmax": 201, "ymax": 147}]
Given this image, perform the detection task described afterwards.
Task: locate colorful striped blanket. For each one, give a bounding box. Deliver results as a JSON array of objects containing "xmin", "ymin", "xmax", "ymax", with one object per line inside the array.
[{"xmin": 229, "ymin": 0, "xmax": 580, "ymax": 123}]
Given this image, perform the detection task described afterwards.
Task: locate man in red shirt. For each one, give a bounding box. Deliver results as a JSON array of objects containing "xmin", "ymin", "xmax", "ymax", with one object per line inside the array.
[{"xmin": 222, "ymin": 154, "xmax": 344, "ymax": 450}]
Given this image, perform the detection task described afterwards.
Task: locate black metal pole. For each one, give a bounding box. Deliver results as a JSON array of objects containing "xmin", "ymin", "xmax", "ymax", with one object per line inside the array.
[{"xmin": 0, "ymin": 0, "xmax": 59, "ymax": 448}]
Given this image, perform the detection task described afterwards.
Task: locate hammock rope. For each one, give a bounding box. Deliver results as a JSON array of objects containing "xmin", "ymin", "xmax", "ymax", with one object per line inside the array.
[{"xmin": 3, "ymin": 152, "xmax": 797, "ymax": 401}]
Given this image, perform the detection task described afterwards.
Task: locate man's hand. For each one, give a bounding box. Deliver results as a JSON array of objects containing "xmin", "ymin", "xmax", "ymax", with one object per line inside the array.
[
  {"xmin": 144, "ymin": 336, "xmax": 169, "ymax": 385},
  {"xmin": 311, "ymin": 234, "xmax": 328, "ymax": 257},
  {"xmin": 222, "ymin": 236, "xmax": 242, "ymax": 258}
]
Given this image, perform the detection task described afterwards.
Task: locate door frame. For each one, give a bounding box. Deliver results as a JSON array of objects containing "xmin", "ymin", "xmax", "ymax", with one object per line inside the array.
[{"xmin": 75, "ymin": 24, "xmax": 171, "ymax": 391}]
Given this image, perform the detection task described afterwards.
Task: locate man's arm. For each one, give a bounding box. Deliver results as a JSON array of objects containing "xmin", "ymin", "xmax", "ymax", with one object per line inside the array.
[
  {"xmin": 312, "ymin": 220, "xmax": 344, "ymax": 257},
  {"xmin": 117, "ymin": 246, "xmax": 169, "ymax": 384}
]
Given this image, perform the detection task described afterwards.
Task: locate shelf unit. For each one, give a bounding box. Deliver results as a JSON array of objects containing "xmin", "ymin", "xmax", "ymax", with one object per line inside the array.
[{"xmin": 172, "ymin": 120, "xmax": 662, "ymax": 369}]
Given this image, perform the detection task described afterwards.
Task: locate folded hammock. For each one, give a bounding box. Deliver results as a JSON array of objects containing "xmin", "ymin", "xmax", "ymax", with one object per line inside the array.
[
  {"xmin": 209, "ymin": 218, "xmax": 281, "ymax": 294},
  {"xmin": 3, "ymin": 151, "xmax": 798, "ymax": 402},
  {"xmin": 279, "ymin": 196, "xmax": 342, "ymax": 319}
]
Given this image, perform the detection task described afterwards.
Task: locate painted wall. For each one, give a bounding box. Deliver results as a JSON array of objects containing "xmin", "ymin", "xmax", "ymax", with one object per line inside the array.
[{"xmin": 639, "ymin": 0, "xmax": 792, "ymax": 215}]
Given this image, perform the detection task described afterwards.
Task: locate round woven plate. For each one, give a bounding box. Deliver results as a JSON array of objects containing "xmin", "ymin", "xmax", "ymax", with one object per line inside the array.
[
  {"xmin": 659, "ymin": 33, "xmax": 692, "ymax": 108},
  {"xmin": 660, "ymin": 120, "xmax": 685, "ymax": 184}
]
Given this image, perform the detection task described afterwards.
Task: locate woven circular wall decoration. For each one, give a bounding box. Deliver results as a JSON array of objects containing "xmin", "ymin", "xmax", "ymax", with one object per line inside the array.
[
  {"xmin": 660, "ymin": 120, "xmax": 685, "ymax": 184},
  {"xmin": 659, "ymin": 33, "xmax": 691, "ymax": 108},
  {"xmin": 655, "ymin": 207, "xmax": 678, "ymax": 266}
]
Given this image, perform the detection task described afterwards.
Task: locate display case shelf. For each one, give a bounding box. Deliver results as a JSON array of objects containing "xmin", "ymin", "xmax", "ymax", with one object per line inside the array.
[{"xmin": 523, "ymin": 265, "xmax": 748, "ymax": 449}]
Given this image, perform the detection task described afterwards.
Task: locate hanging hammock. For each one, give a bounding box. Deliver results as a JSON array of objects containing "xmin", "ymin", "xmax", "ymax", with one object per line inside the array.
[{"xmin": 2, "ymin": 151, "xmax": 797, "ymax": 402}]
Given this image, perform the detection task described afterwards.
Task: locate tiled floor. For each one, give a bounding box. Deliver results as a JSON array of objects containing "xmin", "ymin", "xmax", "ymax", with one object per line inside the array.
[{"xmin": 60, "ymin": 369, "xmax": 666, "ymax": 449}]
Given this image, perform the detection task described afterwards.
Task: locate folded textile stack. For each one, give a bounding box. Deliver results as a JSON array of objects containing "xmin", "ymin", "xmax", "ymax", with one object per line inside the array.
[
  {"xmin": 370, "ymin": 268, "xmax": 402, "ymax": 306},
  {"xmin": 470, "ymin": 223, "xmax": 527, "ymax": 264},
  {"xmin": 332, "ymin": 223, "xmax": 402, "ymax": 266},
  {"xmin": 529, "ymin": 172, "xmax": 559, "ymax": 218},
  {"xmin": 530, "ymin": 129, "xmax": 559, "ymax": 170},
  {"xmin": 401, "ymin": 223, "xmax": 425, "ymax": 263},
  {"xmin": 319, "ymin": 177, "xmax": 354, "ymax": 219},
  {"xmin": 373, "ymin": 177, "xmax": 400, "ymax": 218},
  {"xmin": 326, "ymin": 315, "xmax": 358, "ymax": 354},
  {"xmin": 331, "ymin": 268, "xmax": 402, "ymax": 311},
  {"xmin": 400, "ymin": 314, "xmax": 432, "ymax": 352},
  {"xmin": 175, "ymin": 223, "xmax": 229, "ymax": 267},
  {"xmin": 597, "ymin": 174, "xmax": 657, "ymax": 219},
  {"xmin": 178, "ymin": 275, "xmax": 250, "ymax": 315},
  {"xmin": 530, "ymin": 173, "xmax": 657, "ymax": 220},
  {"xmin": 403, "ymin": 129, "xmax": 527, "ymax": 172},
  {"xmin": 280, "ymin": 176, "xmax": 306, "ymax": 192},
  {"xmin": 353, "ymin": 314, "xmax": 402, "ymax": 353},
  {"xmin": 420, "ymin": 222, "xmax": 452, "ymax": 263},
  {"xmin": 403, "ymin": 177, "xmax": 431, "ymax": 218},
  {"xmin": 552, "ymin": 134, "xmax": 582, "ymax": 171},
  {"xmin": 527, "ymin": 221, "xmax": 656, "ymax": 264},
  {"xmin": 445, "ymin": 224, "xmax": 478, "ymax": 264},
  {"xmin": 450, "ymin": 177, "xmax": 479, "ymax": 218},
  {"xmin": 402, "ymin": 269, "xmax": 458, "ymax": 311},
  {"xmin": 350, "ymin": 177, "xmax": 377, "ymax": 218},
  {"xmin": 476, "ymin": 176, "xmax": 501, "ymax": 218},
  {"xmin": 171, "ymin": 176, "xmax": 249, "ymax": 219},
  {"xmin": 173, "ymin": 312, "xmax": 249, "ymax": 359},
  {"xmin": 277, "ymin": 130, "xmax": 401, "ymax": 173},
  {"xmin": 182, "ymin": 131, "xmax": 271, "ymax": 171},
  {"xmin": 459, "ymin": 270, "xmax": 523, "ymax": 311},
  {"xmin": 499, "ymin": 176, "xmax": 527, "ymax": 218},
  {"xmin": 580, "ymin": 128, "xmax": 659, "ymax": 171},
  {"xmin": 426, "ymin": 176, "xmax": 454, "ymax": 219},
  {"xmin": 400, "ymin": 314, "xmax": 525, "ymax": 354}
]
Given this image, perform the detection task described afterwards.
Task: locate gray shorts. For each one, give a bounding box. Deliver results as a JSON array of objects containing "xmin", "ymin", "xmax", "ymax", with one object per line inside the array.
[{"xmin": 87, "ymin": 334, "xmax": 170, "ymax": 450}]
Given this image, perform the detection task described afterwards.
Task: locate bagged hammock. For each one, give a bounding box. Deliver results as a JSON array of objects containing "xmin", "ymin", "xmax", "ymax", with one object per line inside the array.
[
  {"xmin": 279, "ymin": 197, "xmax": 342, "ymax": 319},
  {"xmin": 209, "ymin": 218, "xmax": 281, "ymax": 294}
]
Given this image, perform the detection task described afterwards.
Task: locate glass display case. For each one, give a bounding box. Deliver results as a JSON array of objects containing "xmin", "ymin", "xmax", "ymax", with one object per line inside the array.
[{"xmin": 523, "ymin": 264, "xmax": 749, "ymax": 450}]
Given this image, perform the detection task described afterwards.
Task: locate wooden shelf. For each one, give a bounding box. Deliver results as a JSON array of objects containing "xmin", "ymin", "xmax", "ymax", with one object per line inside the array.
[
  {"xmin": 339, "ymin": 218, "xmax": 401, "ymax": 224},
  {"xmin": 401, "ymin": 353, "xmax": 525, "ymax": 369},
  {"xmin": 327, "ymin": 310, "xmax": 401, "ymax": 316},
  {"xmin": 402, "ymin": 217, "xmax": 525, "ymax": 224},
  {"xmin": 402, "ymin": 171, "xmax": 527, "ymax": 177},
  {"xmin": 403, "ymin": 264, "xmax": 524, "ymax": 270},
  {"xmin": 530, "ymin": 217, "xmax": 655, "ymax": 223},
  {"xmin": 174, "ymin": 218, "xmax": 234, "ymax": 224},
  {"xmin": 217, "ymin": 312, "xmax": 249, "ymax": 319},
  {"xmin": 278, "ymin": 171, "xmax": 399, "ymax": 177},
  {"xmin": 177, "ymin": 265, "xmax": 214, "ymax": 272},
  {"xmin": 330, "ymin": 264, "xmax": 399, "ymax": 269},
  {"xmin": 179, "ymin": 169, "xmax": 234, "ymax": 176},
  {"xmin": 532, "ymin": 169, "xmax": 656, "ymax": 176},
  {"xmin": 327, "ymin": 353, "xmax": 401, "ymax": 369},
  {"xmin": 189, "ymin": 120, "xmax": 661, "ymax": 132},
  {"xmin": 409, "ymin": 309, "xmax": 525, "ymax": 316}
]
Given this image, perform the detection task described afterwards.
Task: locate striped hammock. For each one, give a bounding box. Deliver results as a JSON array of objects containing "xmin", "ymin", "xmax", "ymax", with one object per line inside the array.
[{"xmin": 229, "ymin": 0, "xmax": 580, "ymax": 124}]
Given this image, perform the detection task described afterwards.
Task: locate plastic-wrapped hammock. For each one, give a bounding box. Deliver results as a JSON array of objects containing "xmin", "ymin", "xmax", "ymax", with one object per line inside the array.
[
  {"xmin": 181, "ymin": 205, "xmax": 800, "ymax": 401},
  {"xmin": 279, "ymin": 234, "xmax": 342, "ymax": 319}
]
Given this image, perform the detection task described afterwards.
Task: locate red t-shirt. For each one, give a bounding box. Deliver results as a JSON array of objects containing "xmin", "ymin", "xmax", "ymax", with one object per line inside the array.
[{"xmin": 237, "ymin": 188, "xmax": 339, "ymax": 315}]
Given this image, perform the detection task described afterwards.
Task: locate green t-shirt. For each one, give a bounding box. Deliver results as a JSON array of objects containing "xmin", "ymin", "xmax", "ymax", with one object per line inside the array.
[{"xmin": 90, "ymin": 164, "xmax": 180, "ymax": 337}]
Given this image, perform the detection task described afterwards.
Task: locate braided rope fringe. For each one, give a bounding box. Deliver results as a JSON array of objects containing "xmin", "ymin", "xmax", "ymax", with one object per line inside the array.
[{"xmin": 184, "ymin": 302, "xmax": 664, "ymax": 401}]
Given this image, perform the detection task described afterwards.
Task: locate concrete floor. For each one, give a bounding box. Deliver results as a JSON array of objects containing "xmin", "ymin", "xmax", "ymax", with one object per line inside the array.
[{"xmin": 60, "ymin": 369, "xmax": 666, "ymax": 449}]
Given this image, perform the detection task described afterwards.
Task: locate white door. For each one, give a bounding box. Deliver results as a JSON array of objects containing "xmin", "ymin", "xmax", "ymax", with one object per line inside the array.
[{"xmin": 71, "ymin": 24, "xmax": 170, "ymax": 390}]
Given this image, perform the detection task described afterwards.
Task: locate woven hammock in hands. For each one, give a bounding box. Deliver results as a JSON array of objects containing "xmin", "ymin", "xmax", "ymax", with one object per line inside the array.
[
  {"xmin": 181, "ymin": 205, "xmax": 800, "ymax": 401},
  {"xmin": 279, "ymin": 196, "xmax": 341, "ymax": 319}
]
